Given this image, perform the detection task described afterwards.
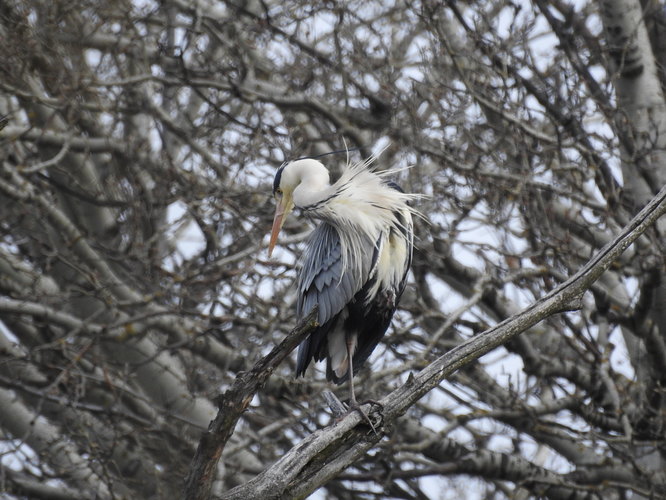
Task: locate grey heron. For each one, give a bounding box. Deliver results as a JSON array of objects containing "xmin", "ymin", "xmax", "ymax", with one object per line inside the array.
[{"xmin": 268, "ymin": 152, "xmax": 417, "ymax": 422}]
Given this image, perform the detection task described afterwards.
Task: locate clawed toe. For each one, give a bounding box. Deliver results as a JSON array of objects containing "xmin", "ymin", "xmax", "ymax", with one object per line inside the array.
[
  {"xmin": 322, "ymin": 392, "xmax": 384, "ymax": 434},
  {"xmin": 362, "ymin": 398, "xmax": 383, "ymax": 410},
  {"xmin": 347, "ymin": 400, "xmax": 382, "ymax": 434}
]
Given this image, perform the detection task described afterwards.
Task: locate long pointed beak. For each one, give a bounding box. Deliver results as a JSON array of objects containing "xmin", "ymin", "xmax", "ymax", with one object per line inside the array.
[{"xmin": 268, "ymin": 195, "xmax": 293, "ymax": 257}]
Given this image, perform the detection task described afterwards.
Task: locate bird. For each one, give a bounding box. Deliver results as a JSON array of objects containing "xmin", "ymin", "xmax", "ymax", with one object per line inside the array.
[{"xmin": 268, "ymin": 151, "xmax": 417, "ymax": 422}]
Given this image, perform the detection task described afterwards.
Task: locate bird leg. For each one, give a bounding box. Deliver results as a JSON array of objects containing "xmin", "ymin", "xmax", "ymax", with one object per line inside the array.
[
  {"xmin": 346, "ymin": 337, "xmax": 380, "ymax": 434},
  {"xmin": 346, "ymin": 338, "xmax": 358, "ymax": 407}
]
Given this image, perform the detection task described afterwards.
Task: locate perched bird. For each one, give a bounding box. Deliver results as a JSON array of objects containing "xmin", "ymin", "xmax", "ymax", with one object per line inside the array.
[{"xmin": 268, "ymin": 152, "xmax": 416, "ymax": 416}]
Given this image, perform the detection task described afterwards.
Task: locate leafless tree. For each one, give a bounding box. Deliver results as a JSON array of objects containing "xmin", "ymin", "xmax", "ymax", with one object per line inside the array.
[{"xmin": 1, "ymin": 0, "xmax": 665, "ymax": 499}]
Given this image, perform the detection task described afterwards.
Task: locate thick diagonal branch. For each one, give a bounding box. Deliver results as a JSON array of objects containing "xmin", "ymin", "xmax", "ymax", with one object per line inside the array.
[
  {"xmin": 221, "ymin": 184, "xmax": 666, "ymax": 500},
  {"xmin": 184, "ymin": 307, "xmax": 319, "ymax": 500}
]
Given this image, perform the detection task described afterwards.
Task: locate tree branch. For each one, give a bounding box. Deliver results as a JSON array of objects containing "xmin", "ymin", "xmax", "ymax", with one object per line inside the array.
[
  {"xmin": 184, "ymin": 307, "xmax": 319, "ymax": 500},
  {"xmin": 219, "ymin": 183, "xmax": 666, "ymax": 500}
]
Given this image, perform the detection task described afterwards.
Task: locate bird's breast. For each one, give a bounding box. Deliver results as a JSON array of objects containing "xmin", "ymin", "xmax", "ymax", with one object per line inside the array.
[{"xmin": 366, "ymin": 229, "xmax": 409, "ymax": 302}]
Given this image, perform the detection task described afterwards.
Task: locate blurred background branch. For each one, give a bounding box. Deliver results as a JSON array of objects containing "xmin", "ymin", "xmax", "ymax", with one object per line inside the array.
[{"xmin": 1, "ymin": 0, "xmax": 666, "ymax": 499}]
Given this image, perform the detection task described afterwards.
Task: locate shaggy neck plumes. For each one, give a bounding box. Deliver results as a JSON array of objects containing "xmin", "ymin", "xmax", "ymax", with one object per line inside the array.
[{"xmin": 278, "ymin": 156, "xmax": 417, "ymax": 281}]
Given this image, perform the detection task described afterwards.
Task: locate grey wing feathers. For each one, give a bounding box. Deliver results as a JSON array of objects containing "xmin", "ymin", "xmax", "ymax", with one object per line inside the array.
[
  {"xmin": 297, "ymin": 223, "xmax": 363, "ymax": 326},
  {"xmin": 296, "ymin": 223, "xmax": 369, "ymax": 376}
]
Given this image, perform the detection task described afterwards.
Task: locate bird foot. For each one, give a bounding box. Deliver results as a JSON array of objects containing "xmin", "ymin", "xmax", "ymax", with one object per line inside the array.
[
  {"xmin": 346, "ymin": 400, "xmax": 383, "ymax": 435},
  {"xmin": 360, "ymin": 398, "xmax": 383, "ymax": 410},
  {"xmin": 322, "ymin": 391, "xmax": 383, "ymax": 434}
]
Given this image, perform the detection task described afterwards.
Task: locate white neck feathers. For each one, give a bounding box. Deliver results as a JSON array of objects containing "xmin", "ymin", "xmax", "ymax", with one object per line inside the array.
[
  {"xmin": 281, "ymin": 155, "xmax": 417, "ymax": 281},
  {"xmin": 281, "ymin": 159, "xmax": 332, "ymax": 208}
]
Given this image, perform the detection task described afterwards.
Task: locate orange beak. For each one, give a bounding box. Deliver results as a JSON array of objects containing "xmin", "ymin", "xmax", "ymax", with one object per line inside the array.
[{"xmin": 268, "ymin": 194, "xmax": 293, "ymax": 257}]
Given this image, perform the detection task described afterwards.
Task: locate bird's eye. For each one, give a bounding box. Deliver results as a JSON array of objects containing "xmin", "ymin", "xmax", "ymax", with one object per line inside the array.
[{"xmin": 275, "ymin": 189, "xmax": 283, "ymax": 197}]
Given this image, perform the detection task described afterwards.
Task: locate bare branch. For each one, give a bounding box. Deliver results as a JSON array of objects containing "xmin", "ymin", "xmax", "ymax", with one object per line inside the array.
[{"xmin": 185, "ymin": 307, "xmax": 319, "ymax": 500}]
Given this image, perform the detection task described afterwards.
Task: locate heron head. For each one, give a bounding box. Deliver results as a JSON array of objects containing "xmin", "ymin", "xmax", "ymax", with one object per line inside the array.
[{"xmin": 268, "ymin": 159, "xmax": 331, "ymax": 256}]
